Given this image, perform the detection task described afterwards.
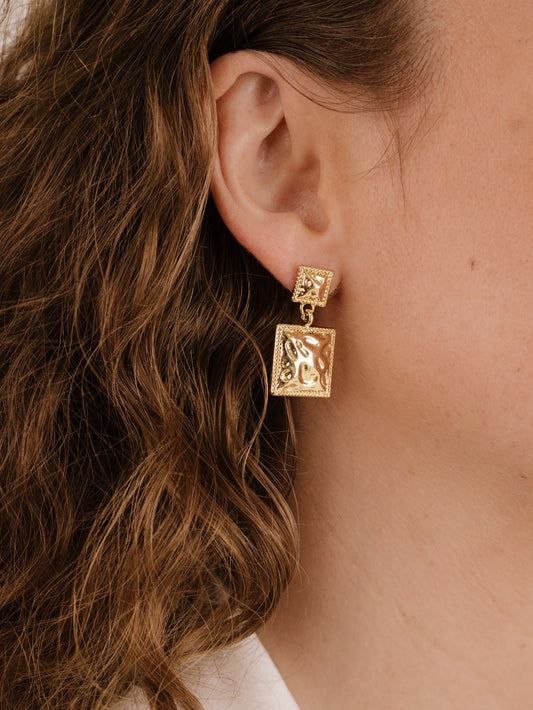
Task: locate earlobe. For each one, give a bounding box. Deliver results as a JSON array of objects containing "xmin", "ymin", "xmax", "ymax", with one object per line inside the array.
[{"xmin": 209, "ymin": 51, "xmax": 337, "ymax": 293}]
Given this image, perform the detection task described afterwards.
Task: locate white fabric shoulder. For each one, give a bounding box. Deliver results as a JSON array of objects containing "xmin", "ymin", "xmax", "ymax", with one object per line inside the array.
[{"xmin": 112, "ymin": 632, "xmax": 301, "ymax": 710}]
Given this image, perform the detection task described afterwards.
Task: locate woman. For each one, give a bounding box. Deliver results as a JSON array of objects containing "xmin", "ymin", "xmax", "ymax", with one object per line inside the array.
[{"xmin": 1, "ymin": 0, "xmax": 533, "ymax": 707}]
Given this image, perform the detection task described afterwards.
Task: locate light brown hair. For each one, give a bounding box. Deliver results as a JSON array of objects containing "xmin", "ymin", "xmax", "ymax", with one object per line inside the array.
[{"xmin": 0, "ymin": 1, "xmax": 434, "ymax": 708}]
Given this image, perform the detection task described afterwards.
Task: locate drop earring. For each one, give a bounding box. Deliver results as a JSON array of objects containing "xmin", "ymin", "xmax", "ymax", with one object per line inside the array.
[{"xmin": 270, "ymin": 265, "xmax": 336, "ymax": 397}]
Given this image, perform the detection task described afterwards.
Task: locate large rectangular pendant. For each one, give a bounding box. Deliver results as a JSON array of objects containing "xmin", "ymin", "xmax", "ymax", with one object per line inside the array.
[{"xmin": 270, "ymin": 323, "xmax": 336, "ymax": 397}]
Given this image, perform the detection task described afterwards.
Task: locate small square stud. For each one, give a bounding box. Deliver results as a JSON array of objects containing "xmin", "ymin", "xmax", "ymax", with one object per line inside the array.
[
  {"xmin": 270, "ymin": 323, "xmax": 335, "ymax": 397},
  {"xmin": 291, "ymin": 266, "xmax": 334, "ymax": 308}
]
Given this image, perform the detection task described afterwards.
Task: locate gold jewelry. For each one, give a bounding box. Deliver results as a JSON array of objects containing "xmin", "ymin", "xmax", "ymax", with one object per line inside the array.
[{"xmin": 270, "ymin": 265, "xmax": 336, "ymax": 397}]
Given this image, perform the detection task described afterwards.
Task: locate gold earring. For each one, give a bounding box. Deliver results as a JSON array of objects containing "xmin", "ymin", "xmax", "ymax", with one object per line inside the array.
[{"xmin": 270, "ymin": 265, "xmax": 336, "ymax": 397}]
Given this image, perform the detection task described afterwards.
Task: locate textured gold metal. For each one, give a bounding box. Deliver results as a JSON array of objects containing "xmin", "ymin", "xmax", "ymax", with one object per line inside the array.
[
  {"xmin": 271, "ymin": 323, "xmax": 335, "ymax": 397},
  {"xmin": 291, "ymin": 266, "xmax": 333, "ymax": 308},
  {"xmin": 271, "ymin": 265, "xmax": 336, "ymax": 398}
]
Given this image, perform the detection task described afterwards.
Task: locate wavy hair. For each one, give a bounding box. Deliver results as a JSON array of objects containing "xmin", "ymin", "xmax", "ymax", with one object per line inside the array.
[{"xmin": 0, "ymin": 1, "xmax": 434, "ymax": 707}]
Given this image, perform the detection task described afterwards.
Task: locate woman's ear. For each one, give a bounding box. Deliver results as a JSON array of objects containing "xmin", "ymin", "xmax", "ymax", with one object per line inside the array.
[{"xmin": 209, "ymin": 50, "xmax": 342, "ymax": 292}]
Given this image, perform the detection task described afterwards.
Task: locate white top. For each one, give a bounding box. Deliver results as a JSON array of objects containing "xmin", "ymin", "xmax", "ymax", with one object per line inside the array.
[{"xmin": 112, "ymin": 633, "xmax": 301, "ymax": 710}]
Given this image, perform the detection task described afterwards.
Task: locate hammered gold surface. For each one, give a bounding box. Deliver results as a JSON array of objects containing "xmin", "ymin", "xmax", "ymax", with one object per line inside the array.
[
  {"xmin": 270, "ymin": 323, "xmax": 335, "ymax": 397},
  {"xmin": 291, "ymin": 266, "xmax": 334, "ymax": 308}
]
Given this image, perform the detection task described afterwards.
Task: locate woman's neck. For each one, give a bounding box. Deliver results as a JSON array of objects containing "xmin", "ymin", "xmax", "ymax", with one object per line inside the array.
[{"xmin": 259, "ymin": 385, "xmax": 533, "ymax": 710}]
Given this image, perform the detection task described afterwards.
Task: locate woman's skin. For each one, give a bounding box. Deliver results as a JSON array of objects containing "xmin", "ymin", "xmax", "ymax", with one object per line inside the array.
[{"xmin": 210, "ymin": 0, "xmax": 533, "ymax": 707}]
